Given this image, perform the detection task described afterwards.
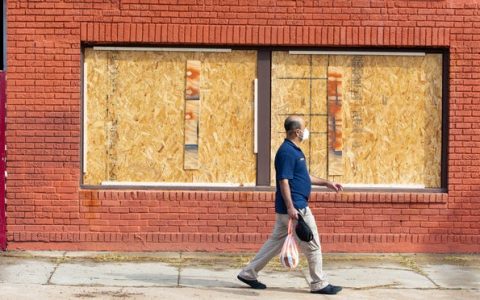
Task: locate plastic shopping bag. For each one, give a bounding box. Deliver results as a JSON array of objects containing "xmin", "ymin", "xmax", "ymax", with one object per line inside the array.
[{"xmin": 280, "ymin": 218, "xmax": 299, "ymax": 269}]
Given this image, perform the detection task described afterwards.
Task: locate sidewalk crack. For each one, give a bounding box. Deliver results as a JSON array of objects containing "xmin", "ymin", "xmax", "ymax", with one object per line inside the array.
[
  {"xmin": 46, "ymin": 251, "xmax": 66, "ymax": 285},
  {"xmin": 399, "ymin": 255, "xmax": 440, "ymax": 288},
  {"xmin": 177, "ymin": 252, "xmax": 183, "ymax": 287}
]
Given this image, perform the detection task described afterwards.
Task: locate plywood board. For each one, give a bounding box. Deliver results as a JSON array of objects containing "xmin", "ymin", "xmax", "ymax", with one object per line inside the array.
[
  {"xmin": 272, "ymin": 51, "xmax": 312, "ymax": 78},
  {"xmin": 83, "ymin": 50, "xmax": 109, "ymax": 185},
  {"xmin": 271, "ymin": 52, "xmax": 330, "ymax": 185},
  {"xmin": 311, "ymin": 55, "xmax": 328, "ymax": 78},
  {"xmin": 184, "ymin": 99, "xmax": 200, "ymax": 170},
  {"xmin": 422, "ymin": 54, "xmax": 443, "ymax": 188},
  {"xmin": 271, "ymin": 52, "xmax": 327, "ymax": 185},
  {"xmin": 311, "ymin": 80, "xmax": 327, "ymax": 114},
  {"xmin": 271, "ymin": 52, "xmax": 442, "ymax": 187},
  {"xmin": 184, "ymin": 60, "xmax": 201, "ymax": 170},
  {"xmin": 327, "ymin": 66, "xmax": 344, "ymax": 176},
  {"xmin": 84, "ymin": 49, "xmax": 257, "ymax": 185},
  {"xmin": 272, "ymin": 79, "xmax": 311, "ymax": 117},
  {"xmin": 338, "ymin": 55, "xmax": 442, "ymax": 187},
  {"xmin": 310, "ymin": 115, "xmax": 327, "ymax": 134},
  {"xmin": 186, "ymin": 60, "xmax": 200, "ymax": 100},
  {"xmin": 309, "ymin": 134, "xmax": 328, "ymax": 180}
]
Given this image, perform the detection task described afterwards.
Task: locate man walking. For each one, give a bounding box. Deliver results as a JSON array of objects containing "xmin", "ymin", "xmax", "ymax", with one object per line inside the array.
[{"xmin": 237, "ymin": 115, "xmax": 344, "ymax": 295}]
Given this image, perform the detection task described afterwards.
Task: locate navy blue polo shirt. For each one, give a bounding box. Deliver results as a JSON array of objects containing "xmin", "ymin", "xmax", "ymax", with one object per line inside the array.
[{"xmin": 274, "ymin": 139, "xmax": 311, "ymax": 214}]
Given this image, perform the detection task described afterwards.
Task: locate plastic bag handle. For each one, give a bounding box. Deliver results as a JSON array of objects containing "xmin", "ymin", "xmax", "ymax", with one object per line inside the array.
[{"xmin": 287, "ymin": 218, "xmax": 293, "ymax": 235}]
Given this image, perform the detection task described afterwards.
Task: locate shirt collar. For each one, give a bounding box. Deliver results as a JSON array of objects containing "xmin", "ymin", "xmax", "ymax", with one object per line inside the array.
[{"xmin": 284, "ymin": 138, "xmax": 301, "ymax": 151}]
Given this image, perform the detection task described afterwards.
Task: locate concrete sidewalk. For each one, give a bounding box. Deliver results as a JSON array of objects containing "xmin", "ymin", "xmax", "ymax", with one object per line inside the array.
[{"xmin": 0, "ymin": 251, "xmax": 478, "ymax": 299}]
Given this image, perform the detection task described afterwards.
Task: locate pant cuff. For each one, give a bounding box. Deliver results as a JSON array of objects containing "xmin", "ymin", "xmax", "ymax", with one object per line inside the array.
[
  {"xmin": 238, "ymin": 270, "xmax": 256, "ymax": 281},
  {"xmin": 310, "ymin": 281, "xmax": 329, "ymax": 291}
]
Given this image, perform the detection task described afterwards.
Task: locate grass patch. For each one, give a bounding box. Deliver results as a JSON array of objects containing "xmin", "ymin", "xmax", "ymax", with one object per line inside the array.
[{"xmin": 74, "ymin": 290, "xmax": 143, "ymax": 298}]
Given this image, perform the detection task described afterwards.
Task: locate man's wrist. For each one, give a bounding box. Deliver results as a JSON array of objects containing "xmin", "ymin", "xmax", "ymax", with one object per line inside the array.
[{"xmin": 311, "ymin": 176, "xmax": 330, "ymax": 186}]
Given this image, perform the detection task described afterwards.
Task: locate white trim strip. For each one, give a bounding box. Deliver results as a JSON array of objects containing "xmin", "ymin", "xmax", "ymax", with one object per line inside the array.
[
  {"xmin": 253, "ymin": 78, "xmax": 258, "ymax": 154},
  {"xmin": 83, "ymin": 61, "xmax": 88, "ymax": 173},
  {"xmin": 342, "ymin": 183, "xmax": 425, "ymax": 189},
  {"xmin": 289, "ymin": 51, "xmax": 425, "ymax": 56},
  {"xmin": 93, "ymin": 46, "xmax": 232, "ymax": 53},
  {"xmin": 101, "ymin": 181, "xmax": 255, "ymax": 187},
  {"xmin": 101, "ymin": 182, "xmax": 424, "ymax": 189}
]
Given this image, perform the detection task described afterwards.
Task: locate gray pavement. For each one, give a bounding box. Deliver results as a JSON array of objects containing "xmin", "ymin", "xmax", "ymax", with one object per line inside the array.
[{"xmin": 0, "ymin": 251, "xmax": 478, "ymax": 299}]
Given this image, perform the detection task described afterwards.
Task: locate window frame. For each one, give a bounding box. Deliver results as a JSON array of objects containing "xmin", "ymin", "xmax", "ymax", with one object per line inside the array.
[{"xmin": 80, "ymin": 45, "xmax": 449, "ymax": 193}]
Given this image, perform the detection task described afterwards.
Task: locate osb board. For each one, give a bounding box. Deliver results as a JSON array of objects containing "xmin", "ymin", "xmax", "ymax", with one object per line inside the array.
[
  {"xmin": 340, "ymin": 55, "xmax": 442, "ymax": 187},
  {"xmin": 271, "ymin": 52, "xmax": 327, "ymax": 184},
  {"xmin": 272, "ymin": 52, "xmax": 312, "ymax": 78},
  {"xmin": 271, "ymin": 79, "xmax": 311, "ymax": 129},
  {"xmin": 422, "ymin": 54, "xmax": 443, "ymax": 187},
  {"xmin": 310, "ymin": 116, "xmax": 327, "ymax": 133},
  {"xmin": 311, "ymin": 80, "xmax": 327, "ymax": 114},
  {"xmin": 309, "ymin": 134, "xmax": 328, "ymax": 180},
  {"xmin": 271, "ymin": 52, "xmax": 442, "ymax": 187},
  {"xmin": 84, "ymin": 50, "xmax": 109, "ymax": 185},
  {"xmin": 327, "ymin": 66, "xmax": 344, "ymax": 176},
  {"xmin": 84, "ymin": 49, "xmax": 257, "ymax": 185},
  {"xmin": 185, "ymin": 60, "xmax": 201, "ymax": 100},
  {"xmin": 184, "ymin": 100, "xmax": 200, "ymax": 170}
]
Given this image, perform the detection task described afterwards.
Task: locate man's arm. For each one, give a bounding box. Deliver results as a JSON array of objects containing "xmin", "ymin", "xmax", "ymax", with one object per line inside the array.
[
  {"xmin": 279, "ymin": 179, "xmax": 298, "ymax": 219},
  {"xmin": 310, "ymin": 175, "xmax": 344, "ymax": 192}
]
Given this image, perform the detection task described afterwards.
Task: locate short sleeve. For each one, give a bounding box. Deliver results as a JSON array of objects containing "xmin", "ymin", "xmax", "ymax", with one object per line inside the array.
[{"xmin": 276, "ymin": 152, "xmax": 296, "ymax": 180}]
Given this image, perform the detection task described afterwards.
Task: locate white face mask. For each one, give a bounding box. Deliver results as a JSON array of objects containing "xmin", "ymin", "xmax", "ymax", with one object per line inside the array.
[{"xmin": 300, "ymin": 128, "xmax": 309, "ymax": 141}]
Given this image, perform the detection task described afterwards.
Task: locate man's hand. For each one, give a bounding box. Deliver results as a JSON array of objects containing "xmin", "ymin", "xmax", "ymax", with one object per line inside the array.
[
  {"xmin": 287, "ymin": 207, "xmax": 298, "ymax": 220},
  {"xmin": 326, "ymin": 181, "xmax": 343, "ymax": 192},
  {"xmin": 310, "ymin": 175, "xmax": 344, "ymax": 192}
]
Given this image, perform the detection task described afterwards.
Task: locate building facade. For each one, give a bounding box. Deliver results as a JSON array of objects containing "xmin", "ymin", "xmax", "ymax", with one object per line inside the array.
[{"xmin": 4, "ymin": 0, "xmax": 480, "ymax": 252}]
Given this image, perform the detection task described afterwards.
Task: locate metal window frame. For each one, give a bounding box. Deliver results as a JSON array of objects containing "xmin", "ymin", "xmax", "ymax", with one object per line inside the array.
[
  {"xmin": 289, "ymin": 50, "xmax": 426, "ymax": 56},
  {"xmin": 93, "ymin": 46, "xmax": 232, "ymax": 53}
]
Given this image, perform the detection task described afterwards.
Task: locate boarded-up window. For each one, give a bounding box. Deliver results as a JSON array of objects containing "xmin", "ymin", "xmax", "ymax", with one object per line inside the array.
[
  {"xmin": 271, "ymin": 52, "xmax": 443, "ymax": 188},
  {"xmin": 83, "ymin": 49, "xmax": 257, "ymax": 185}
]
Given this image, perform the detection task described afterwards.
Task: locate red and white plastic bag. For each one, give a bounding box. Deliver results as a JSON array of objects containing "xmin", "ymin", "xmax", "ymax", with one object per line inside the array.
[{"xmin": 280, "ymin": 218, "xmax": 299, "ymax": 269}]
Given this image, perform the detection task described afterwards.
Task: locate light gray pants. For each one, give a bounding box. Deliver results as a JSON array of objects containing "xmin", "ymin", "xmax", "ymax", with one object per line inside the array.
[{"xmin": 239, "ymin": 207, "xmax": 328, "ymax": 291}]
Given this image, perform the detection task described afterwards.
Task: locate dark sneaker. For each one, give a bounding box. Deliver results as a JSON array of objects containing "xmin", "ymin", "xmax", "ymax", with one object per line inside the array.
[
  {"xmin": 311, "ymin": 284, "xmax": 343, "ymax": 295},
  {"xmin": 237, "ymin": 275, "xmax": 267, "ymax": 289}
]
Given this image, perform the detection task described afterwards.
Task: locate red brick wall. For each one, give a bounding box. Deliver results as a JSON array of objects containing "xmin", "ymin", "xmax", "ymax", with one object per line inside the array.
[
  {"xmin": 5, "ymin": 0, "xmax": 480, "ymax": 253},
  {"xmin": 0, "ymin": 72, "xmax": 6, "ymax": 251}
]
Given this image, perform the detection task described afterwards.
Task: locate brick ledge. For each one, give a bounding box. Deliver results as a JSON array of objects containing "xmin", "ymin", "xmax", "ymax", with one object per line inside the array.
[
  {"xmin": 9, "ymin": 232, "xmax": 476, "ymax": 245},
  {"xmin": 79, "ymin": 190, "xmax": 448, "ymax": 204}
]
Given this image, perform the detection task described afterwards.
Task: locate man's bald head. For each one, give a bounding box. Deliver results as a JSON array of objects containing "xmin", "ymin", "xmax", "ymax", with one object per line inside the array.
[{"xmin": 284, "ymin": 116, "xmax": 304, "ymax": 133}]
